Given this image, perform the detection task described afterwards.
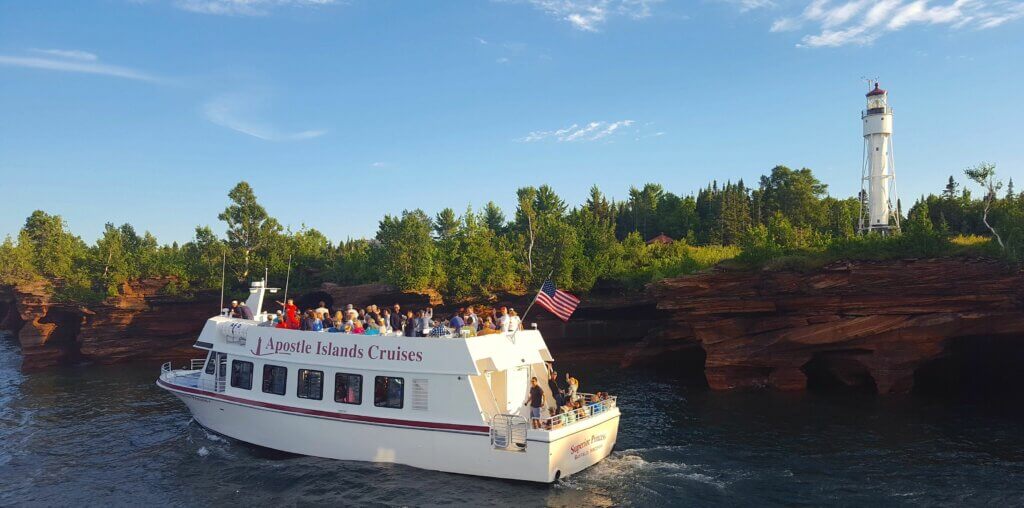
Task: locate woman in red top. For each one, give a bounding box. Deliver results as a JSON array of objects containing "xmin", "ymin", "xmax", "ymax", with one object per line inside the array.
[{"xmin": 277, "ymin": 298, "xmax": 300, "ymax": 329}]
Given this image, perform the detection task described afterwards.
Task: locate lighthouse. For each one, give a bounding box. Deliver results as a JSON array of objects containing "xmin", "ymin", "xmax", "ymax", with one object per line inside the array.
[{"xmin": 859, "ymin": 82, "xmax": 900, "ymax": 234}]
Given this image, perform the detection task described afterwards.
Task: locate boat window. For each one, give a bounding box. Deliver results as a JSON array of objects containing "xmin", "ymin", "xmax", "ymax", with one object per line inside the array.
[
  {"xmin": 230, "ymin": 360, "xmax": 254, "ymax": 390},
  {"xmin": 262, "ymin": 364, "xmax": 287, "ymax": 395},
  {"xmin": 204, "ymin": 351, "xmax": 218, "ymax": 374},
  {"xmin": 297, "ymin": 369, "xmax": 324, "ymax": 400},
  {"xmin": 334, "ymin": 373, "xmax": 363, "ymax": 405},
  {"xmin": 374, "ymin": 376, "xmax": 404, "ymax": 409}
]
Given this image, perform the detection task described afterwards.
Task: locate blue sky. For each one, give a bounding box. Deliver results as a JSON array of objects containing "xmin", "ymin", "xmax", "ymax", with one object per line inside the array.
[{"xmin": 1, "ymin": 0, "xmax": 1022, "ymax": 243}]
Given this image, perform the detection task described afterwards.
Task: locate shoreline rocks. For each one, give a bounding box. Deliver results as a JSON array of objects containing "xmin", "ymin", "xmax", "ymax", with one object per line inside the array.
[{"xmin": 2, "ymin": 257, "xmax": 1022, "ymax": 396}]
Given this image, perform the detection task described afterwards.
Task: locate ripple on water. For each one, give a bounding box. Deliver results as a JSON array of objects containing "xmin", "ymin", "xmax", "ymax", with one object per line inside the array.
[{"xmin": 3, "ymin": 350, "xmax": 1024, "ymax": 506}]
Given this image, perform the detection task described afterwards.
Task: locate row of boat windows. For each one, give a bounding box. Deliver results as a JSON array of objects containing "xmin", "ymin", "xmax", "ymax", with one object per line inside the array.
[{"xmin": 207, "ymin": 354, "xmax": 404, "ymax": 409}]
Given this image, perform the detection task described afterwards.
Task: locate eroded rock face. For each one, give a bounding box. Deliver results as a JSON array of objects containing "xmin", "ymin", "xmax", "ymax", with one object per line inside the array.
[
  {"xmin": 1, "ymin": 279, "xmax": 218, "ymax": 370},
  {"xmin": 634, "ymin": 258, "xmax": 1024, "ymax": 394}
]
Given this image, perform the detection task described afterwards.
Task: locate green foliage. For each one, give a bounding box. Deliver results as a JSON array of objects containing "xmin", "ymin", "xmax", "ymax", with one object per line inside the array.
[
  {"xmin": 5, "ymin": 162, "xmax": 1020, "ymax": 305},
  {"xmin": 373, "ymin": 210, "xmax": 435, "ymax": 291},
  {"xmin": 218, "ymin": 181, "xmax": 282, "ymax": 281}
]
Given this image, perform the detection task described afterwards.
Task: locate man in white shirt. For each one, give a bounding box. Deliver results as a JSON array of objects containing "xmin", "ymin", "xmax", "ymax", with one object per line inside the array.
[
  {"xmin": 315, "ymin": 301, "xmax": 330, "ymax": 319},
  {"xmin": 498, "ymin": 306, "xmax": 510, "ymax": 333}
]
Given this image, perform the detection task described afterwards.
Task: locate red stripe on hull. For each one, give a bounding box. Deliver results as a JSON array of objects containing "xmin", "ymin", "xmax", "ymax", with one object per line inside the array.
[{"xmin": 157, "ymin": 378, "xmax": 490, "ymax": 434}]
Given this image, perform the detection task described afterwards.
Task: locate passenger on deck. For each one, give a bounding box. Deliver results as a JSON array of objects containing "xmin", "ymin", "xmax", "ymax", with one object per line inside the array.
[
  {"xmin": 315, "ymin": 301, "xmax": 330, "ymax": 318},
  {"xmin": 365, "ymin": 318, "xmax": 381, "ymax": 335},
  {"xmin": 566, "ymin": 374, "xmax": 579, "ymax": 403},
  {"xmin": 238, "ymin": 301, "xmax": 255, "ymax": 320},
  {"xmin": 525, "ymin": 377, "xmax": 545, "ymax": 429},
  {"xmin": 466, "ymin": 306, "xmax": 480, "ymax": 333},
  {"xmin": 229, "ymin": 300, "xmax": 240, "ymax": 318},
  {"xmin": 403, "ymin": 311, "xmax": 416, "ymax": 337},
  {"xmin": 390, "ymin": 304, "xmax": 403, "ymax": 334},
  {"xmin": 352, "ymin": 319, "xmax": 364, "ymax": 334},
  {"xmin": 548, "ymin": 371, "xmax": 566, "ymax": 408},
  {"xmin": 498, "ymin": 307, "xmax": 510, "ymax": 333},
  {"xmin": 450, "ymin": 310, "xmax": 465, "ymax": 336},
  {"xmin": 477, "ymin": 316, "xmax": 498, "ymax": 335},
  {"xmin": 509, "ymin": 309, "xmax": 522, "ymax": 331},
  {"xmin": 300, "ymin": 310, "xmax": 315, "ymax": 331}
]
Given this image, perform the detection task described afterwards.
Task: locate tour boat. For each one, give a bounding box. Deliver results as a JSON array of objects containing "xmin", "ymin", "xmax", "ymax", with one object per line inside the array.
[{"xmin": 157, "ymin": 280, "xmax": 621, "ymax": 483}]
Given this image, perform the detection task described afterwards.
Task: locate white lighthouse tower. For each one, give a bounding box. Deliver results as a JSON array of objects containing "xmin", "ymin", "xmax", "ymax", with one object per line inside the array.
[{"xmin": 859, "ymin": 82, "xmax": 900, "ymax": 234}]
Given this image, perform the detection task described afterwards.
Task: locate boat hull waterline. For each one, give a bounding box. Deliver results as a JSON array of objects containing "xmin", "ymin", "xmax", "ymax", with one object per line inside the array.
[{"xmin": 160, "ymin": 378, "xmax": 620, "ymax": 483}]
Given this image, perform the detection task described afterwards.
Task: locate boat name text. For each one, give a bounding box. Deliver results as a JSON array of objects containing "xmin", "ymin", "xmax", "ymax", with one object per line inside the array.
[{"xmin": 249, "ymin": 336, "xmax": 423, "ymax": 362}]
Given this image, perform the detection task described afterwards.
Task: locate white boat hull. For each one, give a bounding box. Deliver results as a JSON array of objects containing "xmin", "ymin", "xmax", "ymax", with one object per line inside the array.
[{"xmin": 162, "ymin": 380, "xmax": 619, "ymax": 483}]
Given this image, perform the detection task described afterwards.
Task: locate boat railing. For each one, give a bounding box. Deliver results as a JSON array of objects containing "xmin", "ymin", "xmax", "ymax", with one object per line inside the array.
[
  {"xmin": 539, "ymin": 393, "xmax": 617, "ymax": 431},
  {"xmin": 490, "ymin": 414, "xmax": 529, "ymax": 451},
  {"xmin": 160, "ymin": 359, "xmax": 226, "ymax": 393}
]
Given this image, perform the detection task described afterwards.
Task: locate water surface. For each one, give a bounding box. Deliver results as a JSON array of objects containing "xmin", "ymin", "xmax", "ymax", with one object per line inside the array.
[{"xmin": 1, "ymin": 336, "xmax": 1022, "ymax": 506}]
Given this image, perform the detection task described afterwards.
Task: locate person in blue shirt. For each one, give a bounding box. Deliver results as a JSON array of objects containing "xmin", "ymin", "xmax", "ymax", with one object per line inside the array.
[{"xmin": 450, "ymin": 311, "xmax": 465, "ymax": 335}]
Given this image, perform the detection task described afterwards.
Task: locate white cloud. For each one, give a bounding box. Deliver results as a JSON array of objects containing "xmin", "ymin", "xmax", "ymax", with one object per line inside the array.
[
  {"xmin": 496, "ymin": 57, "xmax": 511, "ymax": 63},
  {"xmin": 721, "ymin": 0, "xmax": 776, "ymax": 12},
  {"xmin": 766, "ymin": 0, "xmax": 1024, "ymax": 47},
  {"xmin": 371, "ymin": 162, "xmax": 388, "ymax": 168},
  {"xmin": 519, "ymin": 0, "xmax": 661, "ymax": 31},
  {"xmin": 518, "ymin": 120, "xmax": 636, "ymax": 142},
  {"xmin": 175, "ymin": 0, "xmax": 336, "ymax": 16},
  {"xmin": 203, "ymin": 94, "xmax": 326, "ymax": 141},
  {"xmin": 0, "ymin": 52, "xmax": 159, "ymax": 82},
  {"xmin": 30, "ymin": 48, "xmax": 98, "ymax": 61}
]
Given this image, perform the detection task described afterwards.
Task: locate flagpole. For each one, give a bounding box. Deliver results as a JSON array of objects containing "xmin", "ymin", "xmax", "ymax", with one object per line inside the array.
[{"xmin": 511, "ymin": 269, "xmax": 553, "ymax": 343}]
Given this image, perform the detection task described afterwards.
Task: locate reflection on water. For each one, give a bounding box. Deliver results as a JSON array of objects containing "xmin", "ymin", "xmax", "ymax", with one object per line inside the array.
[{"xmin": 2, "ymin": 335, "xmax": 1024, "ymax": 506}]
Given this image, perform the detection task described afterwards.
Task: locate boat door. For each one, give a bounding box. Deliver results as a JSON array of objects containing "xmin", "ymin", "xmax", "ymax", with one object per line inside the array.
[{"xmin": 505, "ymin": 365, "xmax": 529, "ymax": 413}]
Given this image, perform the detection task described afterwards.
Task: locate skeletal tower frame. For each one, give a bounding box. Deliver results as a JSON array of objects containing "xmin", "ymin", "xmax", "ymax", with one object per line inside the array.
[{"xmin": 858, "ymin": 82, "xmax": 900, "ymax": 235}]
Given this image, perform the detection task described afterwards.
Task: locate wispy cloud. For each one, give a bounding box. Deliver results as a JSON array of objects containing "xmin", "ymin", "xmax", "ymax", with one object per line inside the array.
[
  {"xmin": 719, "ymin": 0, "xmax": 776, "ymax": 12},
  {"xmin": 371, "ymin": 161, "xmax": 388, "ymax": 168},
  {"xmin": 517, "ymin": 0, "xmax": 661, "ymax": 31},
  {"xmin": 0, "ymin": 50, "xmax": 159, "ymax": 82},
  {"xmin": 518, "ymin": 120, "xmax": 636, "ymax": 142},
  {"xmin": 203, "ymin": 93, "xmax": 326, "ymax": 141},
  {"xmin": 30, "ymin": 48, "xmax": 98, "ymax": 61},
  {"xmin": 175, "ymin": 0, "xmax": 337, "ymax": 16},
  {"xmin": 768, "ymin": 0, "xmax": 1024, "ymax": 47}
]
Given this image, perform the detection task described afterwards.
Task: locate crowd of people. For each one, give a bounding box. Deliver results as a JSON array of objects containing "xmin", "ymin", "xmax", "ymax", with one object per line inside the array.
[
  {"xmin": 228, "ymin": 299, "xmax": 525, "ymax": 338},
  {"xmin": 524, "ymin": 366, "xmax": 612, "ymax": 430}
]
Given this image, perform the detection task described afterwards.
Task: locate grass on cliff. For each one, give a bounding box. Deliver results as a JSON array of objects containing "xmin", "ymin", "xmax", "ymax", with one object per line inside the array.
[{"xmin": 725, "ymin": 233, "xmax": 1001, "ymax": 272}]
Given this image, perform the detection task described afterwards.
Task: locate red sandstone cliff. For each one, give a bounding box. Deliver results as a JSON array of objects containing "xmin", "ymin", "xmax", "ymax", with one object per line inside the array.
[
  {"xmin": 0, "ymin": 279, "xmax": 218, "ymax": 370},
  {"xmin": 629, "ymin": 258, "xmax": 1024, "ymax": 394},
  {"xmin": 3, "ymin": 258, "xmax": 1021, "ymax": 396}
]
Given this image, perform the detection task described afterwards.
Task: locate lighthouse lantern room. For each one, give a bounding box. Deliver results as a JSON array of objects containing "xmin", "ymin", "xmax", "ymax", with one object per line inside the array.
[{"xmin": 859, "ymin": 82, "xmax": 900, "ymax": 234}]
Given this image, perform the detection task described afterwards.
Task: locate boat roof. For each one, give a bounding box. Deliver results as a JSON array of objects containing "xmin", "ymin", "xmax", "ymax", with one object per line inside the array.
[{"xmin": 194, "ymin": 316, "xmax": 555, "ymax": 376}]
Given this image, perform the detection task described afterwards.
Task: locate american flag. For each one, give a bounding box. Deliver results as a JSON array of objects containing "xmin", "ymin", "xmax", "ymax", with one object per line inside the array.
[{"xmin": 535, "ymin": 280, "xmax": 580, "ymax": 322}]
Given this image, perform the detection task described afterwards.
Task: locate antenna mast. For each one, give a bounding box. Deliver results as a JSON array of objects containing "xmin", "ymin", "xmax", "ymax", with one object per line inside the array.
[{"xmin": 218, "ymin": 251, "xmax": 227, "ymax": 314}]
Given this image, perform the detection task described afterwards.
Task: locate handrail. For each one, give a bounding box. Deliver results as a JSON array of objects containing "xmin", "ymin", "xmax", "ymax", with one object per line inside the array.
[{"xmin": 538, "ymin": 393, "xmax": 617, "ymax": 431}]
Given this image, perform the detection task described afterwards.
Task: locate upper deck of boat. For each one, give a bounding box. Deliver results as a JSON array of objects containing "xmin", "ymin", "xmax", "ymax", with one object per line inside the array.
[{"xmin": 195, "ymin": 316, "xmax": 555, "ymax": 376}]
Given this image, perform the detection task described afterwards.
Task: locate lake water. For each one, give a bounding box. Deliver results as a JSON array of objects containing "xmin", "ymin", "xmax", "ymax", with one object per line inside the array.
[{"xmin": 2, "ymin": 334, "xmax": 1023, "ymax": 506}]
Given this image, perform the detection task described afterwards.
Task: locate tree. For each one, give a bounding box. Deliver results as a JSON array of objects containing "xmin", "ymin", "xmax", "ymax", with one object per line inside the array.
[
  {"xmin": 434, "ymin": 208, "xmax": 459, "ymax": 240},
  {"xmin": 941, "ymin": 176, "xmax": 960, "ymax": 200},
  {"xmin": 20, "ymin": 210, "xmax": 87, "ymax": 280},
  {"xmin": 756, "ymin": 166, "xmax": 828, "ymax": 229},
  {"xmin": 481, "ymin": 202, "xmax": 506, "ymax": 233},
  {"xmin": 0, "ymin": 235, "xmax": 35, "ymax": 285},
  {"xmin": 373, "ymin": 210, "xmax": 435, "ymax": 290},
  {"xmin": 218, "ymin": 182, "xmax": 282, "ymax": 281},
  {"xmin": 515, "ymin": 187, "xmax": 538, "ymax": 275},
  {"xmin": 964, "ymin": 162, "xmax": 1004, "ymax": 248}
]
